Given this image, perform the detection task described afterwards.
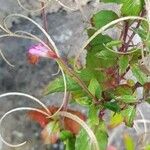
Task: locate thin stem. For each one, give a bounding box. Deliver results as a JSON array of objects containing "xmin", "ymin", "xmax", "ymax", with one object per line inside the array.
[
  {"xmin": 119, "ymin": 21, "xmax": 129, "ymax": 52},
  {"xmin": 57, "ymin": 58, "xmax": 98, "ymax": 102},
  {"xmin": 124, "ymin": 10, "xmax": 146, "ymax": 52}
]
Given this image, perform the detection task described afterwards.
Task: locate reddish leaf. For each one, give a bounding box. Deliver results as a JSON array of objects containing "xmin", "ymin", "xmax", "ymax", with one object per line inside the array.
[{"xmin": 28, "ymin": 106, "xmax": 86, "ymax": 135}]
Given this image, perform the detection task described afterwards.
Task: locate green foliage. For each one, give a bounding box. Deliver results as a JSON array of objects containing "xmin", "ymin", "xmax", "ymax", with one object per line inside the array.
[
  {"xmin": 44, "ymin": 76, "xmax": 80, "ymax": 95},
  {"xmin": 75, "ymin": 129, "xmax": 91, "ymax": 150},
  {"xmin": 115, "ymin": 95, "xmax": 137, "ymax": 103},
  {"xmin": 88, "ymin": 78, "xmax": 102, "ymax": 99},
  {"xmin": 121, "ymin": 0, "xmax": 144, "ymax": 16},
  {"xmin": 103, "ymin": 101, "xmax": 121, "ymax": 112},
  {"xmin": 88, "ymin": 104, "xmax": 100, "ymax": 125},
  {"xmin": 91, "ymin": 10, "xmax": 118, "ymax": 29},
  {"xmin": 60, "ymin": 130, "xmax": 73, "ymax": 141},
  {"xmin": 41, "ymin": 1, "xmax": 150, "ymax": 149},
  {"xmin": 101, "ymin": 0, "xmax": 144, "ymax": 16},
  {"xmin": 121, "ymin": 105, "xmax": 136, "ymax": 127},
  {"xmin": 118, "ymin": 55, "xmax": 129, "ymax": 75},
  {"xmin": 131, "ymin": 64, "xmax": 148, "ymax": 85},
  {"xmin": 95, "ymin": 122, "xmax": 108, "ymax": 150},
  {"xmin": 65, "ymin": 137, "xmax": 76, "ymax": 150}
]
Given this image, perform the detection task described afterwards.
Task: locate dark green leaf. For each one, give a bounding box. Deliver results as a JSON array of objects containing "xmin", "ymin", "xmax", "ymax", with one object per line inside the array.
[
  {"xmin": 60, "ymin": 130, "xmax": 73, "ymax": 141},
  {"xmin": 104, "ymin": 101, "xmax": 121, "ymax": 112},
  {"xmin": 91, "ymin": 10, "xmax": 118, "ymax": 29},
  {"xmin": 66, "ymin": 137, "xmax": 76, "ymax": 150}
]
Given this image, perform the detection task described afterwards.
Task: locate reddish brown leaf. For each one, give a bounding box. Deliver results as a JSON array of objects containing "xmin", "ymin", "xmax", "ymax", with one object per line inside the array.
[{"xmin": 28, "ymin": 106, "xmax": 86, "ymax": 135}]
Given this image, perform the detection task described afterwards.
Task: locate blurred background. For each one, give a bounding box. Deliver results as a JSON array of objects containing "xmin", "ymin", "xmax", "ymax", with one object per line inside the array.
[{"xmin": 0, "ymin": 0, "xmax": 150, "ymax": 150}]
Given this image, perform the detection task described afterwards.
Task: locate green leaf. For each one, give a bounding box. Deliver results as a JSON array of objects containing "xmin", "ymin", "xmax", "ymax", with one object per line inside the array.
[
  {"xmin": 115, "ymin": 95, "xmax": 137, "ymax": 103},
  {"xmin": 114, "ymin": 85, "xmax": 133, "ymax": 96},
  {"xmin": 106, "ymin": 40, "xmax": 122, "ymax": 47},
  {"xmin": 86, "ymin": 31, "xmax": 113, "ymax": 81},
  {"xmin": 119, "ymin": 55, "xmax": 129, "ymax": 75},
  {"xmin": 108, "ymin": 112, "xmax": 123, "ymax": 129},
  {"xmin": 74, "ymin": 96, "xmax": 92, "ymax": 106},
  {"xmin": 91, "ymin": 10, "xmax": 118, "ymax": 29},
  {"xmin": 121, "ymin": 105, "xmax": 136, "ymax": 127},
  {"xmin": 88, "ymin": 78, "xmax": 102, "ymax": 98},
  {"xmin": 95, "ymin": 122, "xmax": 108, "ymax": 150},
  {"xmin": 87, "ymin": 29, "xmax": 112, "ymax": 47},
  {"xmin": 131, "ymin": 64, "xmax": 148, "ymax": 85},
  {"xmin": 103, "ymin": 101, "xmax": 121, "ymax": 112},
  {"xmin": 121, "ymin": 0, "xmax": 144, "ymax": 16},
  {"xmin": 75, "ymin": 129, "xmax": 91, "ymax": 150},
  {"xmin": 96, "ymin": 49, "xmax": 117, "ymax": 60},
  {"xmin": 44, "ymin": 68, "xmax": 96, "ymax": 95},
  {"xmin": 89, "ymin": 104, "xmax": 100, "ymax": 126},
  {"xmin": 123, "ymin": 133, "xmax": 135, "ymax": 150},
  {"xmin": 44, "ymin": 76, "xmax": 81, "ymax": 95},
  {"xmin": 66, "ymin": 137, "xmax": 76, "ymax": 150},
  {"xmin": 60, "ymin": 130, "xmax": 73, "ymax": 141}
]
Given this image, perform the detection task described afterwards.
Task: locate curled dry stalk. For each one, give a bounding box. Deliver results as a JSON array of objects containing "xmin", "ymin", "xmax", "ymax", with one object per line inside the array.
[
  {"xmin": 17, "ymin": 0, "xmax": 78, "ymax": 12},
  {"xmin": 0, "ymin": 105, "xmax": 99, "ymax": 149},
  {"xmin": 0, "ymin": 13, "xmax": 99, "ymax": 149},
  {"xmin": 2, "ymin": 13, "xmax": 68, "ymax": 118}
]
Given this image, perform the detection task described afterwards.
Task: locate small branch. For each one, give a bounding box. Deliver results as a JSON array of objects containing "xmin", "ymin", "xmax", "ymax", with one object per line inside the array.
[
  {"xmin": 119, "ymin": 21, "xmax": 129, "ymax": 52},
  {"xmin": 124, "ymin": 10, "xmax": 146, "ymax": 52}
]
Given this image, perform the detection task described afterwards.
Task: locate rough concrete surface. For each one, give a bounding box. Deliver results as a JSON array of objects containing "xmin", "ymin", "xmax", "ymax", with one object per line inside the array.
[{"xmin": 0, "ymin": 1, "xmax": 149, "ymax": 150}]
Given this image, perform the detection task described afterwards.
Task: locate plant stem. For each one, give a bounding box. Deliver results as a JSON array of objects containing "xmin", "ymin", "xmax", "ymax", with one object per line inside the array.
[
  {"xmin": 57, "ymin": 58, "xmax": 98, "ymax": 103},
  {"xmin": 119, "ymin": 21, "xmax": 129, "ymax": 52},
  {"xmin": 124, "ymin": 10, "xmax": 145, "ymax": 52}
]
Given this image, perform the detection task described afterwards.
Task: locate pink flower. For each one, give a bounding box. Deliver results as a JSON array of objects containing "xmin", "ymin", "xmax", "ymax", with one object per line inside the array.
[{"xmin": 27, "ymin": 43, "xmax": 58, "ymax": 64}]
